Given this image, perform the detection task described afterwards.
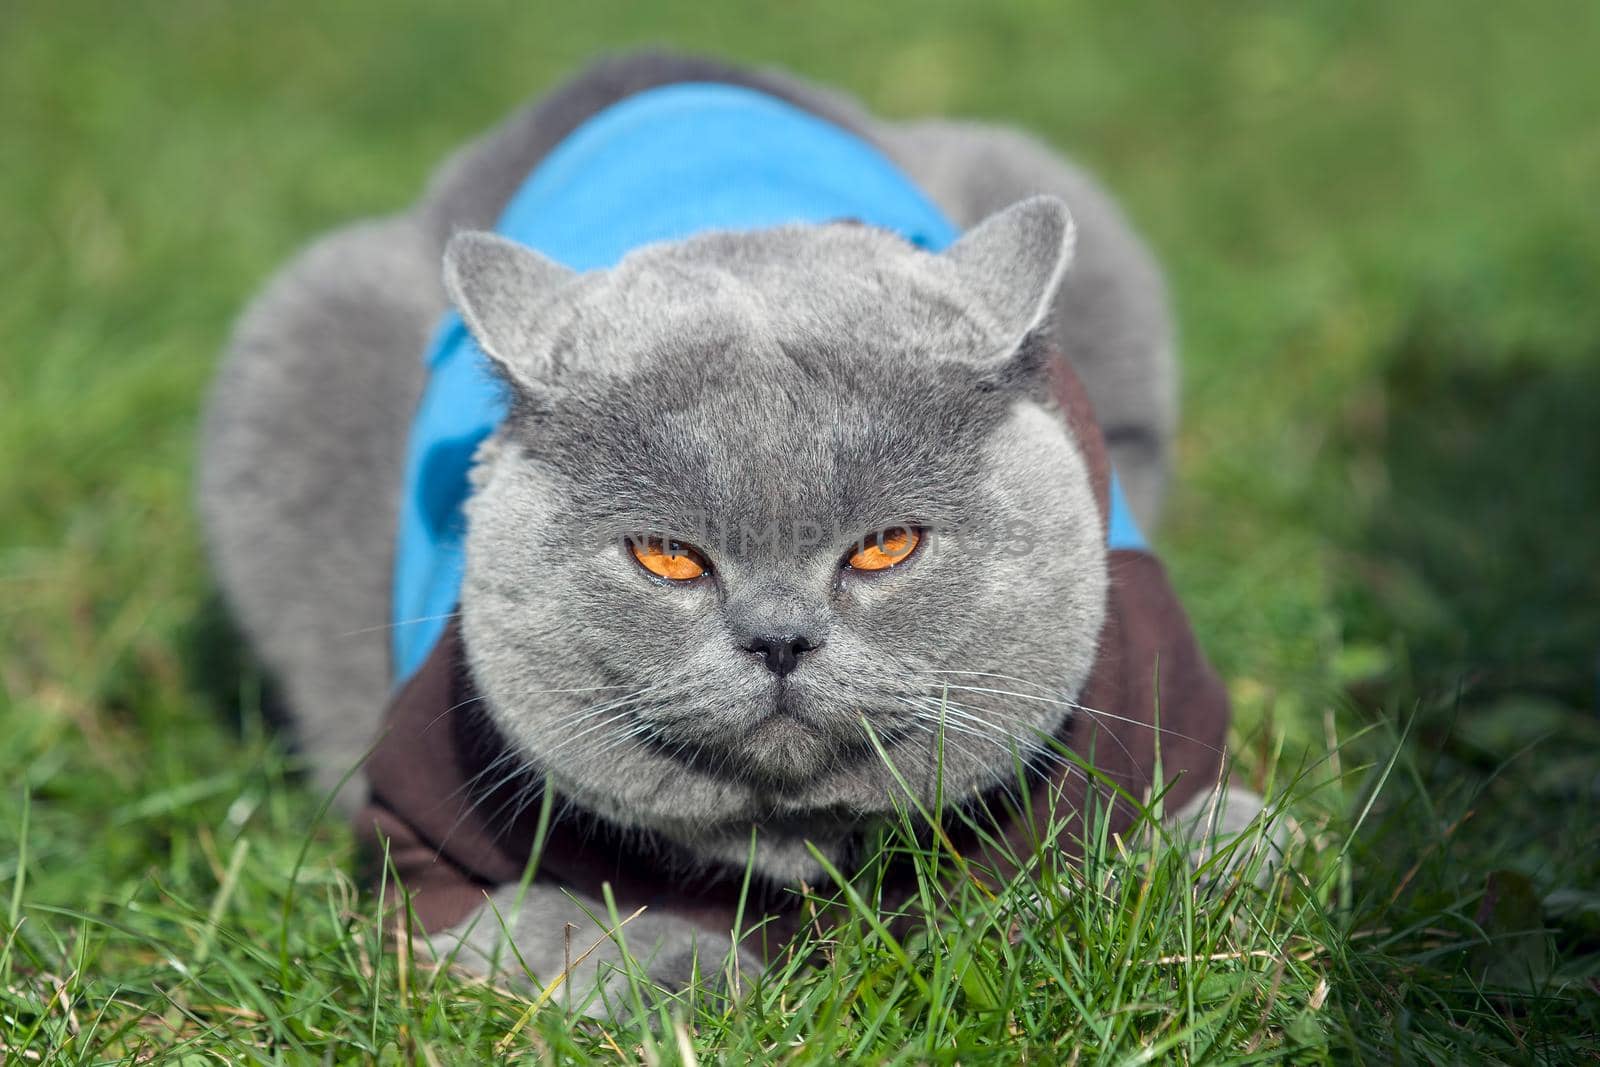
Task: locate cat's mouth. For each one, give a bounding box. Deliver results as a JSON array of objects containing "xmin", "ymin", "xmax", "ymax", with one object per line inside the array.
[{"xmin": 640, "ymin": 690, "xmax": 883, "ymax": 788}]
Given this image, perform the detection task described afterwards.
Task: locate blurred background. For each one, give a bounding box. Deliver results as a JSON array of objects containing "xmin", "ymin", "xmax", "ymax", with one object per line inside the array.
[{"xmin": 1, "ymin": 0, "xmax": 1597, "ymax": 1052}]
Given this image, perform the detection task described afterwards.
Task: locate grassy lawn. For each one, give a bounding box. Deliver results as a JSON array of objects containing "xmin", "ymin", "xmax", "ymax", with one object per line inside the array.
[{"xmin": 3, "ymin": 1, "xmax": 1598, "ymax": 1061}]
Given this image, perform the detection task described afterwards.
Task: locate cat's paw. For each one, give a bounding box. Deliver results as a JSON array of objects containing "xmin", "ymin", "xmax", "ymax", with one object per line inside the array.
[
  {"xmin": 583, "ymin": 924, "xmax": 763, "ymax": 1020},
  {"xmin": 1169, "ymin": 784, "xmax": 1293, "ymax": 889},
  {"xmin": 424, "ymin": 886, "xmax": 761, "ymax": 1019}
]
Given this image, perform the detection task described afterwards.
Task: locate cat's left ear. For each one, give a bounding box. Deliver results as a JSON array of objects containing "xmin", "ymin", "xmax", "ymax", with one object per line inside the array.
[
  {"xmin": 943, "ymin": 196, "xmax": 1076, "ymax": 358},
  {"xmin": 442, "ymin": 231, "xmax": 576, "ymax": 392}
]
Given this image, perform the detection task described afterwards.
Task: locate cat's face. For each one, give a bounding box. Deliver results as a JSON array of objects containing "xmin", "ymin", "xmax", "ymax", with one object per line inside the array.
[{"xmin": 448, "ymin": 199, "xmax": 1109, "ymax": 870}]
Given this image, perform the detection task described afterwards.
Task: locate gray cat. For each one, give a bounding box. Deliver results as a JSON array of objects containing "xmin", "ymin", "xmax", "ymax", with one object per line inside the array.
[{"xmin": 199, "ymin": 52, "xmax": 1264, "ymax": 1011}]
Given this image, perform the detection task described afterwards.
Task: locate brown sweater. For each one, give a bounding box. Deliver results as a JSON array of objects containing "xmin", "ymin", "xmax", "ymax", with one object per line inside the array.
[{"xmin": 356, "ymin": 358, "xmax": 1230, "ymax": 953}]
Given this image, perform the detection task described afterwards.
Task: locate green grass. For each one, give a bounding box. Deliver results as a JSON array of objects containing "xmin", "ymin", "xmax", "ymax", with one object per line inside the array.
[{"xmin": 3, "ymin": 0, "xmax": 1598, "ymax": 1061}]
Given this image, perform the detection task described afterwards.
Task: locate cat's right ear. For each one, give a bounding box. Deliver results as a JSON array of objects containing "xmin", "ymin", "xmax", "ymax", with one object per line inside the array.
[
  {"xmin": 943, "ymin": 196, "xmax": 1076, "ymax": 358},
  {"xmin": 442, "ymin": 232, "xmax": 575, "ymax": 391}
]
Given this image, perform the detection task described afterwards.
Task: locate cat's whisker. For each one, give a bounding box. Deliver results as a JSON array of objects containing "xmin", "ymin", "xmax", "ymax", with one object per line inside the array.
[
  {"xmin": 541, "ymin": 688, "xmax": 660, "ymax": 732},
  {"xmin": 900, "ymin": 702, "xmax": 1150, "ymax": 825},
  {"xmin": 416, "ymin": 690, "xmax": 492, "ymax": 735},
  {"xmin": 921, "ymin": 681, "xmax": 1227, "ymax": 757},
  {"xmin": 439, "ymin": 687, "xmax": 664, "ymax": 848},
  {"xmin": 334, "ymin": 610, "xmax": 463, "ymax": 640},
  {"xmin": 585, "ymin": 719, "xmax": 666, "ymax": 762},
  {"xmin": 901, "ymin": 693, "xmax": 1090, "ymax": 771},
  {"xmin": 896, "ymin": 709, "xmax": 1099, "ymax": 806},
  {"xmin": 451, "ymin": 744, "xmax": 526, "ymax": 799},
  {"xmin": 913, "ymin": 667, "xmax": 1061, "ymax": 693},
  {"xmin": 535, "ymin": 704, "xmax": 651, "ymax": 763},
  {"xmin": 924, "ymin": 682, "xmax": 1145, "ymax": 778},
  {"xmin": 584, "ymin": 736, "xmax": 657, "ymax": 777},
  {"xmin": 902, "ymin": 694, "xmax": 1006, "ymax": 733},
  {"xmin": 424, "ymin": 679, "xmax": 663, "ymax": 742},
  {"xmin": 905, "ymin": 714, "xmax": 1055, "ymax": 772},
  {"xmin": 897, "ymin": 696, "xmax": 1098, "ymax": 785},
  {"xmin": 522, "ymin": 682, "xmax": 646, "ymax": 697},
  {"xmin": 478, "ymin": 781, "xmax": 549, "ymax": 842},
  {"xmin": 472, "ymin": 702, "xmax": 657, "ymax": 837},
  {"xmin": 893, "ymin": 698, "xmax": 1037, "ymax": 760}
]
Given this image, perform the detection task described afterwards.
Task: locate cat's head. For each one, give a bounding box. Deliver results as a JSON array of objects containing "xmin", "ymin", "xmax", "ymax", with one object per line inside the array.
[{"xmin": 444, "ymin": 197, "xmax": 1109, "ymax": 872}]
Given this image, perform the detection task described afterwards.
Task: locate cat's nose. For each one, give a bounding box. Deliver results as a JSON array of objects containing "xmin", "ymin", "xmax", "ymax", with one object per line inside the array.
[{"xmin": 742, "ymin": 633, "xmax": 818, "ymax": 677}]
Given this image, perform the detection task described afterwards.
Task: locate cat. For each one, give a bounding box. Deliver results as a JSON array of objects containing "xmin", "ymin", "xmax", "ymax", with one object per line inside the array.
[{"xmin": 198, "ymin": 51, "xmax": 1265, "ymax": 1011}]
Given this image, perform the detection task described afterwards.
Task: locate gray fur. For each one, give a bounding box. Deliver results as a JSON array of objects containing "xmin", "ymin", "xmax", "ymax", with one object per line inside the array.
[
  {"xmin": 451, "ymin": 207, "xmax": 1107, "ymax": 877},
  {"xmin": 199, "ymin": 215, "xmax": 441, "ymax": 804},
  {"xmin": 198, "ymin": 51, "xmax": 1191, "ymax": 1003}
]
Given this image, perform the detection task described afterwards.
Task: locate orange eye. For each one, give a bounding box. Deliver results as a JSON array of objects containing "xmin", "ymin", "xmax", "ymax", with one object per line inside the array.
[
  {"xmin": 846, "ymin": 527, "xmax": 921, "ymax": 572},
  {"xmin": 630, "ymin": 538, "xmax": 710, "ymax": 581}
]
